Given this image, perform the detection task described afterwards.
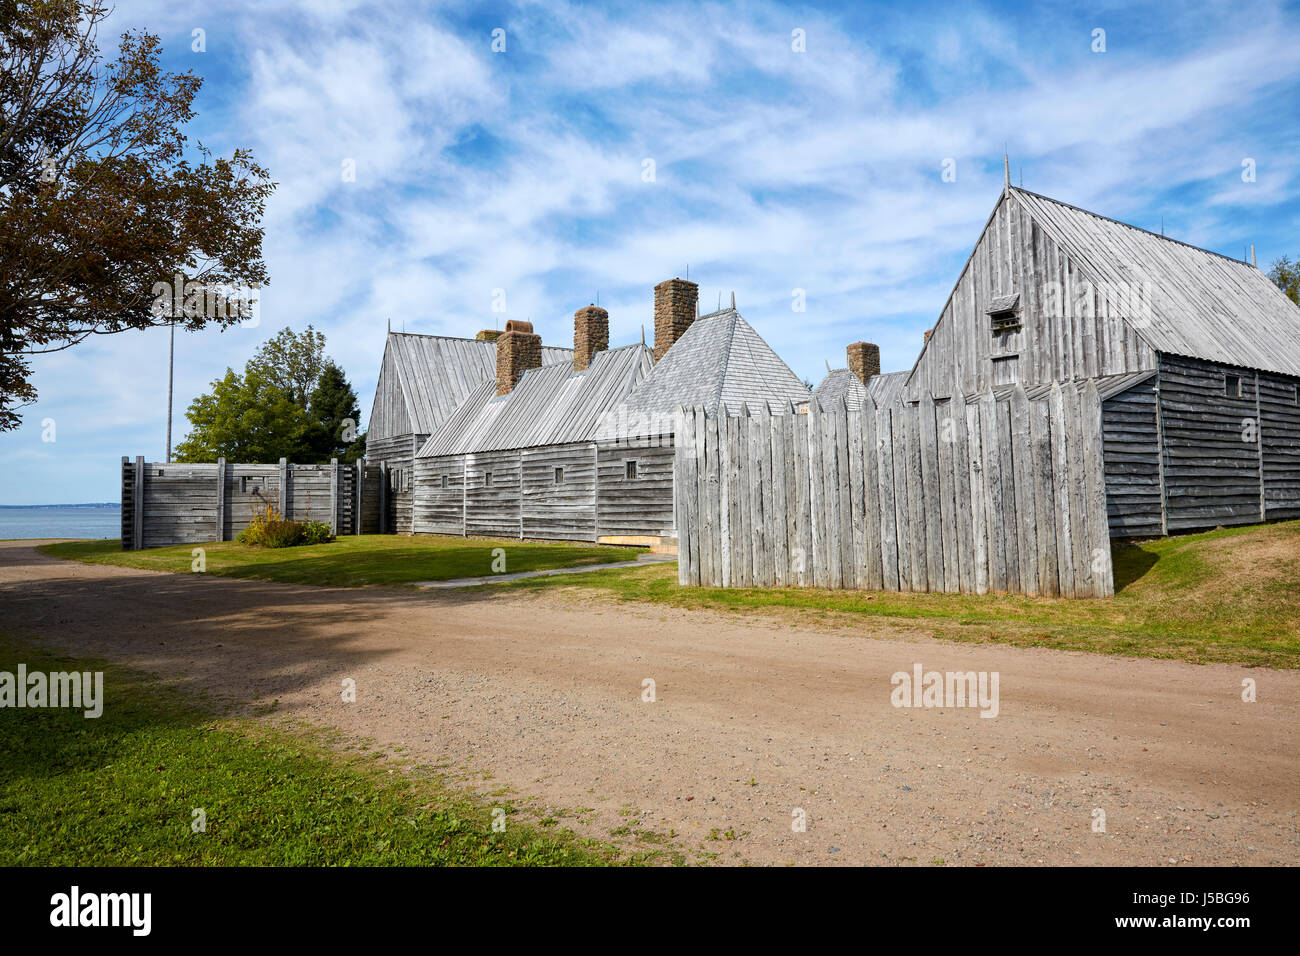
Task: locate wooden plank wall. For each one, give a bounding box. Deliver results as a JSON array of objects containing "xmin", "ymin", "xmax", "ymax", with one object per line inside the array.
[
  {"xmin": 410, "ymin": 441, "xmax": 677, "ymax": 541},
  {"xmin": 1158, "ymin": 354, "xmax": 1265, "ymax": 533},
  {"xmin": 121, "ymin": 461, "xmax": 357, "ymax": 549},
  {"xmin": 674, "ymin": 382, "xmax": 1115, "ymax": 598},
  {"xmin": 1101, "ymin": 378, "xmax": 1164, "ymax": 538},
  {"xmin": 1260, "ymin": 372, "xmax": 1300, "ymax": 521},
  {"xmin": 906, "ymin": 191, "xmax": 1157, "ymax": 403}
]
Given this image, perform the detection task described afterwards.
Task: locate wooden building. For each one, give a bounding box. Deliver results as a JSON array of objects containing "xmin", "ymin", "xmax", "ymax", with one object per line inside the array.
[
  {"xmin": 410, "ymin": 279, "xmax": 811, "ymax": 545},
  {"xmin": 366, "ymin": 331, "xmax": 572, "ymax": 531},
  {"xmin": 900, "ymin": 178, "xmax": 1300, "ymax": 537}
]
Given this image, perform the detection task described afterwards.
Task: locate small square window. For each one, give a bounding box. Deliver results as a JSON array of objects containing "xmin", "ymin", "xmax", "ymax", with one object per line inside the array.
[
  {"xmin": 625, "ymin": 460, "xmax": 638, "ymax": 479},
  {"xmin": 554, "ymin": 467, "xmax": 564, "ymax": 484},
  {"xmin": 1225, "ymin": 374, "xmax": 1241, "ymax": 397}
]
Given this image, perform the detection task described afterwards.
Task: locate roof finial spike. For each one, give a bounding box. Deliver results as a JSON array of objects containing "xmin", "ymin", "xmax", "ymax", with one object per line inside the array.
[
  {"xmin": 1251, "ymin": 243, "xmax": 1257, "ymax": 267},
  {"xmin": 640, "ymin": 323, "xmax": 645, "ymax": 346},
  {"xmin": 387, "ymin": 317, "xmax": 391, "ymax": 334},
  {"xmin": 1003, "ymin": 150, "xmax": 1010, "ymax": 190},
  {"xmin": 730, "ymin": 290, "xmax": 735, "ymax": 309},
  {"xmin": 825, "ymin": 359, "xmax": 831, "ymax": 373}
]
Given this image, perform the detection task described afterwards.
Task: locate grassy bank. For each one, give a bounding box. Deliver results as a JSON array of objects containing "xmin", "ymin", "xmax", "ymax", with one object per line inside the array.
[
  {"xmin": 0, "ymin": 632, "xmax": 641, "ymax": 866},
  {"xmin": 39, "ymin": 534, "xmax": 642, "ymax": 588},
  {"xmin": 499, "ymin": 520, "xmax": 1300, "ymax": 668}
]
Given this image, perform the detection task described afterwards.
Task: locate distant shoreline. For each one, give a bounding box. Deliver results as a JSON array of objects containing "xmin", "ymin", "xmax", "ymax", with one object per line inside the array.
[{"xmin": 0, "ymin": 503, "xmax": 120, "ymax": 509}]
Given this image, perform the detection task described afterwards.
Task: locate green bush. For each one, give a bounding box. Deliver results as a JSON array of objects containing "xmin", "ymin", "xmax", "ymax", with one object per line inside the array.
[
  {"xmin": 236, "ymin": 504, "xmax": 311, "ymax": 548},
  {"xmin": 300, "ymin": 520, "xmax": 334, "ymax": 545}
]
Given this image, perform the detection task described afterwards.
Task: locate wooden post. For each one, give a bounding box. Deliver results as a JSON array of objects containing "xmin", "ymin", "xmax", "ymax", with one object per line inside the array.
[
  {"xmin": 216, "ymin": 457, "xmax": 227, "ymax": 541},
  {"xmin": 461, "ymin": 458, "xmax": 467, "ymax": 537},
  {"xmin": 1255, "ymin": 371, "xmax": 1266, "ymax": 523},
  {"xmin": 120, "ymin": 456, "xmax": 130, "ymax": 550},
  {"xmin": 355, "ymin": 460, "xmax": 363, "ymax": 535},
  {"xmin": 1153, "ymin": 364, "xmax": 1169, "ymax": 536},
  {"xmin": 329, "ymin": 458, "xmax": 339, "ymax": 534},
  {"xmin": 278, "ymin": 458, "xmax": 288, "ymax": 517},
  {"xmin": 133, "ymin": 455, "xmax": 145, "ymax": 551},
  {"xmin": 378, "ymin": 461, "xmax": 388, "ymax": 534},
  {"xmin": 587, "ymin": 443, "xmax": 598, "ymax": 543}
]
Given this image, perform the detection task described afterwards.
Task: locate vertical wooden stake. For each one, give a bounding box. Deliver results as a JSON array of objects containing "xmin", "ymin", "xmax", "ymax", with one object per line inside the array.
[{"xmin": 216, "ymin": 457, "xmax": 227, "ymax": 541}]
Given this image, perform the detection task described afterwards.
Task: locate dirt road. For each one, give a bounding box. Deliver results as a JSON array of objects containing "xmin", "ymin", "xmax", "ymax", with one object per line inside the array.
[{"xmin": 2, "ymin": 540, "xmax": 1296, "ymax": 866}]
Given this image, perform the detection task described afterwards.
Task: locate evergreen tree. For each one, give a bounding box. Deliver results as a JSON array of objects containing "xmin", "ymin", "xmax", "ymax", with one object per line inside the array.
[{"xmin": 306, "ymin": 361, "xmax": 363, "ymax": 462}]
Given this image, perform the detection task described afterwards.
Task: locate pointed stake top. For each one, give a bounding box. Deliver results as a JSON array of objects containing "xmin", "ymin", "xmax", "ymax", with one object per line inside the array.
[
  {"xmin": 1251, "ymin": 243, "xmax": 1257, "ymax": 267},
  {"xmin": 730, "ymin": 291, "xmax": 736, "ymax": 309},
  {"xmin": 1003, "ymin": 152, "xmax": 1010, "ymax": 189}
]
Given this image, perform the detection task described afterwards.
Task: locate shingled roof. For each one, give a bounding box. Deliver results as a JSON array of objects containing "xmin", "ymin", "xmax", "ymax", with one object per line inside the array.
[
  {"xmin": 368, "ymin": 332, "xmax": 573, "ymax": 440},
  {"xmin": 1010, "ymin": 187, "xmax": 1300, "ymax": 377},
  {"xmin": 594, "ymin": 308, "xmax": 810, "ymax": 440},
  {"xmin": 812, "ymin": 368, "xmax": 909, "ymax": 409},
  {"xmin": 416, "ymin": 343, "xmax": 653, "ymax": 456}
]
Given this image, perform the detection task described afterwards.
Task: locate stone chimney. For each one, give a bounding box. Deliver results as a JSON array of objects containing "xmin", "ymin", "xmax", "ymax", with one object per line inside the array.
[
  {"xmin": 496, "ymin": 319, "xmax": 542, "ymax": 396},
  {"xmin": 476, "ymin": 329, "xmax": 501, "ymax": 342},
  {"xmin": 653, "ymin": 277, "xmax": 699, "ymax": 362},
  {"xmin": 573, "ymin": 305, "xmax": 608, "ymax": 372},
  {"xmin": 846, "ymin": 342, "xmax": 880, "ymax": 386}
]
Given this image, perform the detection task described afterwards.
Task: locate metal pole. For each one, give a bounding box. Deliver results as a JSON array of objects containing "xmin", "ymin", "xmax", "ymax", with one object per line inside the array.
[{"xmin": 165, "ymin": 319, "xmax": 175, "ymax": 463}]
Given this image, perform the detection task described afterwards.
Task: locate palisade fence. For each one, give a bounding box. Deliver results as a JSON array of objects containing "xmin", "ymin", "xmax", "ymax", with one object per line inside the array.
[
  {"xmin": 673, "ymin": 380, "xmax": 1115, "ymax": 598},
  {"xmin": 120, "ymin": 457, "xmax": 385, "ymax": 550}
]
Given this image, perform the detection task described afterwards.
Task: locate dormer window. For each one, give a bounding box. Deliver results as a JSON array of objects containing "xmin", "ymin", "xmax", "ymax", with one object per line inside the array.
[{"xmin": 986, "ymin": 292, "xmax": 1021, "ymax": 335}]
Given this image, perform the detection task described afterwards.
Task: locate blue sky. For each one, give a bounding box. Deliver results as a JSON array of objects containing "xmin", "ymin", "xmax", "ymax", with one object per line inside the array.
[{"xmin": 5, "ymin": 0, "xmax": 1300, "ymax": 504}]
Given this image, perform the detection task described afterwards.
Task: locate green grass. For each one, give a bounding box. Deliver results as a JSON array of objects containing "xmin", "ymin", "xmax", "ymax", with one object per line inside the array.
[
  {"xmin": 39, "ymin": 534, "xmax": 642, "ymax": 588},
  {"xmin": 0, "ymin": 631, "xmax": 642, "ymax": 866},
  {"xmin": 494, "ymin": 520, "xmax": 1300, "ymax": 668}
]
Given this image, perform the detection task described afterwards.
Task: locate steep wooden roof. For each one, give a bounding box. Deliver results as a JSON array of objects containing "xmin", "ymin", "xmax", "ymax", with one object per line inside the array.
[
  {"xmin": 368, "ymin": 333, "xmax": 573, "ymax": 440},
  {"xmin": 416, "ymin": 344, "xmax": 653, "ymax": 456},
  {"xmin": 1010, "ymin": 187, "xmax": 1300, "ymax": 377},
  {"xmin": 594, "ymin": 308, "xmax": 810, "ymax": 440},
  {"xmin": 812, "ymin": 369, "xmax": 909, "ymax": 409}
]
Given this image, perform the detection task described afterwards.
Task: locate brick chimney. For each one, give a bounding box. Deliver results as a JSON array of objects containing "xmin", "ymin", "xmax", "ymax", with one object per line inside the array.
[
  {"xmin": 496, "ymin": 319, "xmax": 542, "ymax": 395},
  {"xmin": 653, "ymin": 277, "xmax": 698, "ymax": 362},
  {"xmin": 573, "ymin": 305, "xmax": 608, "ymax": 372},
  {"xmin": 846, "ymin": 342, "xmax": 880, "ymax": 386}
]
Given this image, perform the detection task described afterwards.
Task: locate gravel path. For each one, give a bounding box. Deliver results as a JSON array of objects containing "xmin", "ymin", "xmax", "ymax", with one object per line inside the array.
[{"xmin": 2, "ymin": 540, "xmax": 1296, "ymax": 866}]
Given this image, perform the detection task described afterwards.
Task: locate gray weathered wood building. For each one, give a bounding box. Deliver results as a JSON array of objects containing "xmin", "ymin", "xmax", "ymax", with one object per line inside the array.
[
  {"xmin": 405, "ymin": 279, "xmax": 811, "ymax": 545},
  {"xmin": 894, "ymin": 181, "xmax": 1300, "ymax": 538},
  {"xmin": 366, "ymin": 331, "xmax": 573, "ymax": 531}
]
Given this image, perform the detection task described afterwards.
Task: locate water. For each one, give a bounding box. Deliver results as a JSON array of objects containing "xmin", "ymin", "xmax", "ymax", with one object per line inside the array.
[{"xmin": 0, "ymin": 505, "xmax": 121, "ymax": 541}]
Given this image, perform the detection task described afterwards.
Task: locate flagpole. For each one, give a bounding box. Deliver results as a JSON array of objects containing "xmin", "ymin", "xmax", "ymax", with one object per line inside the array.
[{"xmin": 166, "ymin": 318, "xmax": 174, "ymax": 463}]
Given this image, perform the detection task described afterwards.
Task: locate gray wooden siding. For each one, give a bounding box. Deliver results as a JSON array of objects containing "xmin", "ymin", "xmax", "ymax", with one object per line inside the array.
[
  {"xmin": 1260, "ymin": 372, "xmax": 1300, "ymax": 521},
  {"xmin": 464, "ymin": 450, "xmax": 523, "ymax": 538},
  {"xmin": 121, "ymin": 459, "xmax": 360, "ymax": 549},
  {"xmin": 1158, "ymin": 354, "xmax": 1266, "ymax": 533},
  {"xmin": 675, "ymin": 384, "xmax": 1115, "ymax": 598},
  {"xmin": 367, "ymin": 433, "xmax": 423, "ymax": 533},
  {"xmin": 410, "ymin": 440, "xmax": 677, "ymax": 542},
  {"xmin": 1101, "ymin": 379, "xmax": 1163, "ymax": 538},
  {"xmin": 412, "ymin": 455, "xmax": 466, "ymax": 535},
  {"xmin": 597, "ymin": 441, "xmax": 676, "ymax": 536},
  {"xmin": 906, "ymin": 191, "xmax": 1157, "ymax": 401},
  {"xmin": 522, "ymin": 444, "xmax": 596, "ymax": 541}
]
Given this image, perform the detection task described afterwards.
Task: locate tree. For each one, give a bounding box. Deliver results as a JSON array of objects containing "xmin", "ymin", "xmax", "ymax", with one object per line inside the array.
[
  {"xmin": 305, "ymin": 360, "xmax": 363, "ymax": 463},
  {"xmin": 175, "ymin": 327, "xmax": 364, "ymax": 463},
  {"xmin": 247, "ymin": 326, "xmax": 326, "ymax": 408},
  {"xmin": 172, "ymin": 366, "xmax": 310, "ymax": 463},
  {"xmin": 1268, "ymin": 256, "xmax": 1299, "ymax": 305},
  {"xmin": 0, "ymin": 0, "xmax": 275, "ymax": 430}
]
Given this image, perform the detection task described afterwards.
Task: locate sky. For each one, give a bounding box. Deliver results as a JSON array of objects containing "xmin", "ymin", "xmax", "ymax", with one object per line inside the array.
[{"xmin": 4, "ymin": 0, "xmax": 1300, "ymax": 504}]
